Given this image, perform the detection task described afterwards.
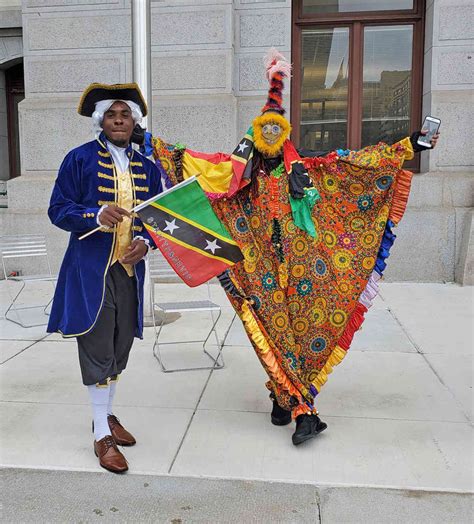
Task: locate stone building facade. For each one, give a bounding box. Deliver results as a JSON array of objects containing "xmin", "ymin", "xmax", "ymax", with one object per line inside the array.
[{"xmin": 0, "ymin": 0, "xmax": 472, "ymax": 283}]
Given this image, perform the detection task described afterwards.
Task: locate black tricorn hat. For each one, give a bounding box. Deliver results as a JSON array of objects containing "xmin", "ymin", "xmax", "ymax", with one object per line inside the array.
[{"xmin": 77, "ymin": 82, "xmax": 148, "ymax": 117}]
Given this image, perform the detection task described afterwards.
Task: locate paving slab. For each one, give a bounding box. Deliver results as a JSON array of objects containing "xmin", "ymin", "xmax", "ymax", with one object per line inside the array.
[
  {"xmin": 199, "ymin": 345, "xmax": 270, "ymax": 413},
  {"xmin": 317, "ymin": 351, "xmax": 467, "ymax": 422},
  {"xmin": 171, "ymin": 409, "xmax": 473, "ymax": 491},
  {"xmin": 1, "ymin": 468, "xmax": 320, "ymax": 524},
  {"xmin": 2, "ymin": 469, "xmax": 472, "ymax": 524},
  {"xmin": 0, "ymin": 317, "xmax": 49, "ymax": 341},
  {"xmin": 425, "ymin": 353, "xmax": 473, "ymax": 421},
  {"xmin": 0, "ymin": 340, "xmax": 211, "ymax": 410},
  {"xmin": 0, "ymin": 339, "xmax": 37, "ymax": 364},
  {"xmin": 319, "ymin": 485, "xmax": 473, "ymax": 524},
  {"xmin": 200, "ymin": 346, "xmax": 466, "ymax": 422},
  {"xmin": 350, "ymin": 307, "xmax": 416, "ymax": 353},
  {"xmin": 0, "ymin": 402, "xmax": 192, "ymax": 475},
  {"xmin": 379, "ymin": 283, "xmax": 473, "ymax": 355}
]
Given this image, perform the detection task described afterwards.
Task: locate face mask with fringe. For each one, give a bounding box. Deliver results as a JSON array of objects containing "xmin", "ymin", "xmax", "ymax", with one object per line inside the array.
[{"xmin": 253, "ymin": 112, "xmax": 291, "ymax": 157}]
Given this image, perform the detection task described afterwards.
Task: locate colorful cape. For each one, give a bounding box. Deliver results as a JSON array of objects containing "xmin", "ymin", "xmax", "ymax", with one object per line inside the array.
[{"xmin": 152, "ymin": 136, "xmax": 414, "ymax": 417}]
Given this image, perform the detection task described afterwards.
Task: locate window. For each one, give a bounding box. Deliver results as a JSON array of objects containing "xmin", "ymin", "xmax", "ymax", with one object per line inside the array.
[{"xmin": 292, "ymin": 0, "xmax": 425, "ymax": 168}]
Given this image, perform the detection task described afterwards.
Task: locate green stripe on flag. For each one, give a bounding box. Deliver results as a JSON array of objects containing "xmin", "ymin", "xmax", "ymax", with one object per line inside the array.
[{"xmin": 156, "ymin": 179, "xmax": 233, "ymax": 241}]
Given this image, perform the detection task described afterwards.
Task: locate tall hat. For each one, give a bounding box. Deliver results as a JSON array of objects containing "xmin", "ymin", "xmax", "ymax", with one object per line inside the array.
[
  {"xmin": 252, "ymin": 49, "xmax": 292, "ymax": 157},
  {"xmin": 77, "ymin": 82, "xmax": 148, "ymax": 117},
  {"xmin": 261, "ymin": 48, "xmax": 292, "ymax": 115}
]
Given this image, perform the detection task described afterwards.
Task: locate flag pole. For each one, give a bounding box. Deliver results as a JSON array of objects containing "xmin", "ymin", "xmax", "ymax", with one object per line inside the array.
[{"xmin": 78, "ymin": 175, "xmax": 199, "ymax": 241}]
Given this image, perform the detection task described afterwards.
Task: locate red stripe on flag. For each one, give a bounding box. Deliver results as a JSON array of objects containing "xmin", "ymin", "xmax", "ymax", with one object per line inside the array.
[{"xmin": 148, "ymin": 229, "xmax": 232, "ymax": 288}]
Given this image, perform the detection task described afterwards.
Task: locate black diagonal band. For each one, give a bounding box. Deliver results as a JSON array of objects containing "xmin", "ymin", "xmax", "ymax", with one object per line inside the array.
[{"xmin": 138, "ymin": 205, "xmax": 243, "ymax": 263}]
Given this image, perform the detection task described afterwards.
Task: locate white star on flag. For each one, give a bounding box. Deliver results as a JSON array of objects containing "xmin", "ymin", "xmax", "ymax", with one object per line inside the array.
[
  {"xmin": 163, "ymin": 218, "xmax": 180, "ymax": 235},
  {"xmin": 204, "ymin": 238, "xmax": 221, "ymax": 254},
  {"xmin": 237, "ymin": 141, "xmax": 249, "ymax": 153}
]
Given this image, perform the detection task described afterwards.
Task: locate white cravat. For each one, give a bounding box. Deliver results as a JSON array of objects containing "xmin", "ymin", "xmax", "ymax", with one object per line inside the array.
[{"xmin": 106, "ymin": 140, "xmax": 129, "ymax": 174}]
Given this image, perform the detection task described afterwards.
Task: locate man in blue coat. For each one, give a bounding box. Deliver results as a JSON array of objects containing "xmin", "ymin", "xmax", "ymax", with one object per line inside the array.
[{"xmin": 48, "ymin": 83, "xmax": 163, "ymax": 473}]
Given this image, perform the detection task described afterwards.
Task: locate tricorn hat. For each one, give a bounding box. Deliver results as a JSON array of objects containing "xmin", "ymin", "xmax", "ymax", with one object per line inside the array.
[{"xmin": 77, "ymin": 82, "xmax": 148, "ymax": 117}]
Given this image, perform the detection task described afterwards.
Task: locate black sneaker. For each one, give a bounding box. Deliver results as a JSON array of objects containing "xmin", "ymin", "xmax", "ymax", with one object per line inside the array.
[
  {"xmin": 292, "ymin": 414, "xmax": 327, "ymax": 445},
  {"xmin": 271, "ymin": 399, "xmax": 292, "ymax": 426}
]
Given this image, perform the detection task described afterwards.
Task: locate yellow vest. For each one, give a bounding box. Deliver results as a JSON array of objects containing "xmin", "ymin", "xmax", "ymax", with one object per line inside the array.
[{"xmin": 111, "ymin": 167, "xmax": 134, "ymax": 277}]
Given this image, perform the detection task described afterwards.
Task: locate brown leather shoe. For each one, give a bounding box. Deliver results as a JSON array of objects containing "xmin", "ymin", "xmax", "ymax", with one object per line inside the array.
[
  {"xmin": 107, "ymin": 415, "xmax": 136, "ymax": 446},
  {"xmin": 94, "ymin": 435, "xmax": 128, "ymax": 473}
]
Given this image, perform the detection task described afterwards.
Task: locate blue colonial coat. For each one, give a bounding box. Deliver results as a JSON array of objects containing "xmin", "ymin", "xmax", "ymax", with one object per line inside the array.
[{"xmin": 47, "ymin": 132, "xmax": 163, "ymax": 338}]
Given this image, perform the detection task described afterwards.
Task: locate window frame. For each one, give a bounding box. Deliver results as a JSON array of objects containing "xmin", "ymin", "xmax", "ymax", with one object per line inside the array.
[{"xmin": 291, "ymin": 0, "xmax": 425, "ymax": 170}]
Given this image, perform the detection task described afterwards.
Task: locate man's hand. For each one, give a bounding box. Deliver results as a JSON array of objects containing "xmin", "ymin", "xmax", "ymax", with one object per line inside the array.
[
  {"xmin": 120, "ymin": 239, "xmax": 148, "ymax": 265},
  {"xmin": 98, "ymin": 206, "xmax": 130, "ymax": 228}
]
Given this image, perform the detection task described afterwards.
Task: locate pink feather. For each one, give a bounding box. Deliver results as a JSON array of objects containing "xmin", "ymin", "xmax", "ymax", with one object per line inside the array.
[{"xmin": 264, "ymin": 48, "xmax": 292, "ymax": 80}]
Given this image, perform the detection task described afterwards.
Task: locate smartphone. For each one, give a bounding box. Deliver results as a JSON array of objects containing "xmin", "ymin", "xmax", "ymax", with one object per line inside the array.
[{"xmin": 417, "ymin": 116, "xmax": 441, "ymax": 148}]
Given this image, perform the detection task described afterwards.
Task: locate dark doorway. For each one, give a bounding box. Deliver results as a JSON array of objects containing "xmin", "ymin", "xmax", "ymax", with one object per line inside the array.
[{"xmin": 5, "ymin": 62, "xmax": 24, "ymax": 179}]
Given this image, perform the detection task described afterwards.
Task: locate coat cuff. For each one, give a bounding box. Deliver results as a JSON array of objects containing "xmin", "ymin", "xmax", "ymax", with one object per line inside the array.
[
  {"xmin": 80, "ymin": 207, "xmax": 100, "ymax": 228},
  {"xmin": 134, "ymin": 235, "xmax": 151, "ymax": 260},
  {"xmin": 96, "ymin": 205, "xmax": 108, "ymax": 226}
]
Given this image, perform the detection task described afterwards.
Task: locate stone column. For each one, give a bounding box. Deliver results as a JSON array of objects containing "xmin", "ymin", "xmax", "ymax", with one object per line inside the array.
[{"xmin": 421, "ymin": 0, "xmax": 473, "ymax": 284}]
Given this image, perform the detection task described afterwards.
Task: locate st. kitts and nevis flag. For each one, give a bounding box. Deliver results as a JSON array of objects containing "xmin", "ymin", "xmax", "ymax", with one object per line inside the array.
[{"xmin": 135, "ymin": 178, "xmax": 244, "ymax": 287}]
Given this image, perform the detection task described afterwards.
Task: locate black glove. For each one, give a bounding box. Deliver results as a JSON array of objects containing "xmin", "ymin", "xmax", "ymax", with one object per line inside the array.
[
  {"xmin": 131, "ymin": 124, "xmax": 146, "ymax": 146},
  {"xmin": 410, "ymin": 131, "xmax": 431, "ymax": 153}
]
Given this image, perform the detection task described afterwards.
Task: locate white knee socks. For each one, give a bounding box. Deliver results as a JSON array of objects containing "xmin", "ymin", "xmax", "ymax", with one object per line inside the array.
[
  {"xmin": 107, "ymin": 381, "xmax": 117, "ymax": 416},
  {"xmin": 88, "ymin": 385, "xmax": 111, "ymax": 441}
]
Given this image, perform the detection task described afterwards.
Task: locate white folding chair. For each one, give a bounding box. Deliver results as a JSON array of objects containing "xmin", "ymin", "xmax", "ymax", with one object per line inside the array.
[
  {"xmin": 148, "ymin": 250, "xmax": 230, "ymax": 373},
  {"xmin": 1, "ymin": 235, "xmax": 57, "ymax": 327}
]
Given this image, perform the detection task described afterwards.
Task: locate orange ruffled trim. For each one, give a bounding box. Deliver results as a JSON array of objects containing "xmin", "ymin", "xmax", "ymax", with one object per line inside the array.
[
  {"xmin": 389, "ymin": 169, "xmax": 413, "ymax": 225},
  {"xmin": 337, "ymin": 302, "xmax": 368, "ymax": 351},
  {"xmin": 292, "ymin": 404, "xmax": 317, "ymax": 419},
  {"xmin": 240, "ymin": 300, "xmax": 304, "ymax": 403}
]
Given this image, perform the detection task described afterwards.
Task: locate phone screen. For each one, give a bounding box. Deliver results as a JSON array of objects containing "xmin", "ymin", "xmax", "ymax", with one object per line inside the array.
[{"xmin": 418, "ymin": 117, "xmax": 441, "ymax": 147}]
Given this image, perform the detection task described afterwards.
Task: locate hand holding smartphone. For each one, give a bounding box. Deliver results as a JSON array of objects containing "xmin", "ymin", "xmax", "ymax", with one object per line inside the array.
[{"xmin": 417, "ymin": 116, "xmax": 441, "ymax": 148}]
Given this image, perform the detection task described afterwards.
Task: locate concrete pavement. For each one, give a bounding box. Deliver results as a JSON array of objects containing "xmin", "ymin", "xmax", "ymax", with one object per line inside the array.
[{"xmin": 0, "ymin": 280, "xmax": 473, "ymax": 522}]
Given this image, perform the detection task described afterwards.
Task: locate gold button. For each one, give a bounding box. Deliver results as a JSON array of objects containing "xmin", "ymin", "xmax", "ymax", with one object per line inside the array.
[
  {"xmin": 83, "ymin": 213, "xmax": 86, "ymax": 218},
  {"xmin": 91, "ymin": 213, "xmax": 95, "ymax": 217}
]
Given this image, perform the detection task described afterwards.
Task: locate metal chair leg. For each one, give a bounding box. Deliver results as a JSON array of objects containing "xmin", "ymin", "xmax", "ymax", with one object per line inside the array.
[
  {"xmin": 203, "ymin": 308, "xmax": 225, "ymax": 369},
  {"xmin": 152, "ymin": 306, "xmax": 227, "ymax": 373},
  {"xmin": 4, "ymin": 280, "xmax": 26, "ymax": 326},
  {"xmin": 5, "ymin": 280, "xmax": 54, "ymax": 328}
]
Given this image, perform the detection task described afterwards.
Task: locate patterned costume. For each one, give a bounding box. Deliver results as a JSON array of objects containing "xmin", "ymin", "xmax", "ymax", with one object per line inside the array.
[
  {"xmin": 148, "ymin": 51, "xmax": 417, "ymax": 423},
  {"xmin": 152, "ymin": 137, "xmax": 413, "ymax": 417}
]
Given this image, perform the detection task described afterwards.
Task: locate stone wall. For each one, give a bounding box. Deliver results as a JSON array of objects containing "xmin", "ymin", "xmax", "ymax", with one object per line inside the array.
[
  {"xmin": 407, "ymin": 0, "xmax": 474, "ymax": 284},
  {"xmin": 0, "ymin": 0, "xmax": 472, "ymax": 283}
]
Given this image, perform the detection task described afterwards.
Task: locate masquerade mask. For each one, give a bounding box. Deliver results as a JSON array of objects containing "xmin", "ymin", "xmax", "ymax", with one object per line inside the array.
[{"xmin": 253, "ymin": 112, "xmax": 291, "ymax": 158}]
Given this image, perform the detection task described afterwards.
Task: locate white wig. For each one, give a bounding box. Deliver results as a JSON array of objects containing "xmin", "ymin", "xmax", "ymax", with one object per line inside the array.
[{"xmin": 92, "ymin": 99, "xmax": 143, "ymax": 136}]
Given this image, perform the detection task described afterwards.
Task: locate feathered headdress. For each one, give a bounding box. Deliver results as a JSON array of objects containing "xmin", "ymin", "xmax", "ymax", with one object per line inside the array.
[{"xmin": 261, "ymin": 48, "xmax": 292, "ymax": 115}]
